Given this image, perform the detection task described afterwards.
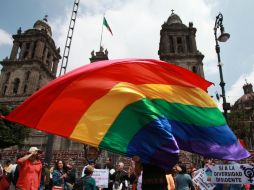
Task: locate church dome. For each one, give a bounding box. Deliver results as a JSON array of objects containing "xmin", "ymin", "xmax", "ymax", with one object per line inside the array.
[
  {"xmin": 232, "ymin": 83, "xmax": 254, "ymax": 111},
  {"xmin": 33, "ymin": 15, "xmax": 52, "ymax": 36},
  {"xmin": 167, "ymin": 13, "xmax": 183, "ymax": 25}
]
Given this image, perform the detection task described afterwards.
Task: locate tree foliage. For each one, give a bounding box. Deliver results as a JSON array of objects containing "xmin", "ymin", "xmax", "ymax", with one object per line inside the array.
[{"xmin": 0, "ymin": 104, "xmax": 30, "ymax": 149}]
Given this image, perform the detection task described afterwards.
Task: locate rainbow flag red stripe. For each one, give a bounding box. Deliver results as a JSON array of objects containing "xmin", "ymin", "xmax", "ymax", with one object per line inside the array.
[{"xmin": 5, "ymin": 59, "xmax": 249, "ymax": 169}]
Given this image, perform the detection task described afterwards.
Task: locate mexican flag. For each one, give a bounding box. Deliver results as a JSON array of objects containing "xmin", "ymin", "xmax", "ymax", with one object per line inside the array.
[{"xmin": 103, "ymin": 17, "xmax": 113, "ymax": 35}]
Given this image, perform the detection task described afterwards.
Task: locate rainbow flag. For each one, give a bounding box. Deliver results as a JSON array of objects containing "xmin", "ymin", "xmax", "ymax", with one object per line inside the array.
[{"xmin": 4, "ymin": 59, "xmax": 249, "ymax": 169}]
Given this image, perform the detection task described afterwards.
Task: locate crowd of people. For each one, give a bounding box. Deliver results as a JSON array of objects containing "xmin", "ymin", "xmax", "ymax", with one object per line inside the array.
[{"xmin": 0, "ymin": 147, "xmax": 253, "ymax": 190}]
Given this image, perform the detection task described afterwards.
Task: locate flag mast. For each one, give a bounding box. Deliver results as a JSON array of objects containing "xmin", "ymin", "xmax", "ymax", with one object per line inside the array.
[{"xmin": 99, "ymin": 14, "xmax": 105, "ymax": 50}]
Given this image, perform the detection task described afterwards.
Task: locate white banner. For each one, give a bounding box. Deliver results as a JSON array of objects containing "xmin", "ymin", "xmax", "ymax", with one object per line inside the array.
[
  {"xmin": 92, "ymin": 169, "xmax": 109, "ymax": 188},
  {"xmin": 209, "ymin": 164, "xmax": 254, "ymax": 184},
  {"xmin": 192, "ymin": 169, "xmax": 215, "ymax": 190}
]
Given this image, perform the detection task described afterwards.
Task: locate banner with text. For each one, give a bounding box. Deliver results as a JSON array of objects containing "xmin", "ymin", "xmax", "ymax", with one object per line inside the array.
[
  {"xmin": 92, "ymin": 169, "xmax": 109, "ymax": 188},
  {"xmin": 209, "ymin": 164, "xmax": 254, "ymax": 184},
  {"xmin": 192, "ymin": 169, "xmax": 215, "ymax": 190}
]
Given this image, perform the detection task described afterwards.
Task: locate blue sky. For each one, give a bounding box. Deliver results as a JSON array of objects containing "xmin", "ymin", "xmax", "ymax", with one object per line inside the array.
[{"xmin": 1, "ymin": 0, "xmax": 254, "ymax": 107}]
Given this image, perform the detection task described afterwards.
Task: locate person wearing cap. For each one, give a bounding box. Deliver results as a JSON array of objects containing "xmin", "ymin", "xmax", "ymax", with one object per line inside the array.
[{"xmin": 16, "ymin": 146, "xmax": 42, "ymax": 190}]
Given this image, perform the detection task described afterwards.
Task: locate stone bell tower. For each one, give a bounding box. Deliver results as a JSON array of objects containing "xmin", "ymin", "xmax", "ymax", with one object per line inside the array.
[
  {"xmin": 0, "ymin": 16, "xmax": 61, "ymax": 107},
  {"xmin": 158, "ymin": 11, "xmax": 205, "ymax": 78}
]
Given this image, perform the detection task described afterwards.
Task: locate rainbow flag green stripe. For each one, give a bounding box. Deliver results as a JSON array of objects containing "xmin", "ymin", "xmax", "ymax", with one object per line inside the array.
[{"xmin": 99, "ymin": 98, "xmax": 226, "ymax": 153}]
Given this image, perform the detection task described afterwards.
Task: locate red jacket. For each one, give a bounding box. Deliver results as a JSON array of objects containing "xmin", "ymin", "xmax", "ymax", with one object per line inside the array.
[{"xmin": 16, "ymin": 159, "xmax": 42, "ymax": 190}]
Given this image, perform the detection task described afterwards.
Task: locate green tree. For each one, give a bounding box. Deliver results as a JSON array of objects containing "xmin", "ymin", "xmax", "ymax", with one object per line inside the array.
[{"xmin": 0, "ymin": 104, "xmax": 30, "ymax": 149}]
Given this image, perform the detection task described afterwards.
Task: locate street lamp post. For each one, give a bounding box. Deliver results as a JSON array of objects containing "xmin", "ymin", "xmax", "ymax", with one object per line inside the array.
[{"xmin": 214, "ymin": 13, "xmax": 231, "ymax": 121}]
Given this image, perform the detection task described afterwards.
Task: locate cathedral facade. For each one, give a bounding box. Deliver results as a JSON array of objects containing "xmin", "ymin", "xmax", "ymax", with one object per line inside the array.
[
  {"xmin": 0, "ymin": 17, "xmax": 60, "ymax": 107},
  {"xmin": 158, "ymin": 11, "xmax": 205, "ymax": 78},
  {"xmin": 0, "ymin": 17, "xmax": 82, "ymax": 151}
]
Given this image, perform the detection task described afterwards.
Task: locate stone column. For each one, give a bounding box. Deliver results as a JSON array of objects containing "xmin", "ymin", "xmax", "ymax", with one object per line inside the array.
[
  {"xmin": 27, "ymin": 41, "xmax": 35, "ymax": 59},
  {"xmin": 0, "ymin": 73, "xmax": 6, "ymax": 95},
  {"xmin": 10, "ymin": 41, "xmax": 19, "ymax": 60},
  {"xmin": 18, "ymin": 76, "xmax": 25, "ymax": 95},
  {"xmin": 43, "ymin": 48, "xmax": 49, "ymax": 64},
  {"xmin": 161, "ymin": 32, "xmax": 169, "ymax": 53},
  {"xmin": 186, "ymin": 36, "xmax": 192, "ymax": 53},
  {"xmin": 34, "ymin": 40, "xmax": 45, "ymax": 60},
  {"xmin": 27, "ymin": 71, "xmax": 40, "ymax": 94},
  {"xmin": 6, "ymin": 73, "xmax": 15, "ymax": 95},
  {"xmin": 182, "ymin": 36, "xmax": 187, "ymax": 53}
]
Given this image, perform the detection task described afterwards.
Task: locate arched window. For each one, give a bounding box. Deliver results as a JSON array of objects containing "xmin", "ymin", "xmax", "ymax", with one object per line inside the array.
[
  {"xmin": 192, "ymin": 66, "xmax": 197, "ymax": 73},
  {"xmin": 177, "ymin": 37, "xmax": 184, "ymax": 53},
  {"xmin": 17, "ymin": 43, "xmax": 22, "ymax": 59},
  {"xmin": 177, "ymin": 37, "xmax": 182, "ymax": 44},
  {"xmin": 13, "ymin": 78, "xmax": 20, "ymax": 94}
]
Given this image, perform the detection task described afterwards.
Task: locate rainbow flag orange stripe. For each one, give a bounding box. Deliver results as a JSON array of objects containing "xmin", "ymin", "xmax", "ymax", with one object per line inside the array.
[{"xmin": 5, "ymin": 59, "xmax": 249, "ymax": 169}]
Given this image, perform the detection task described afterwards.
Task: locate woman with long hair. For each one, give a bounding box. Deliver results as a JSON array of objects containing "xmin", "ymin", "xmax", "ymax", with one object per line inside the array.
[{"xmin": 52, "ymin": 160, "xmax": 68, "ymax": 190}]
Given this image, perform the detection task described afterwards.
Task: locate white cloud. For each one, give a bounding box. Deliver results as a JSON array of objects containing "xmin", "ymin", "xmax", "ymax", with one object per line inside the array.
[
  {"xmin": 0, "ymin": 29, "xmax": 12, "ymax": 46},
  {"xmin": 227, "ymin": 64, "xmax": 254, "ymax": 105},
  {"xmin": 50, "ymin": 0, "xmax": 218, "ymax": 76}
]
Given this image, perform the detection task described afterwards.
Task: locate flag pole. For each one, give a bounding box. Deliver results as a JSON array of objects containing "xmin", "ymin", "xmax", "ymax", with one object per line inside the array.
[{"xmin": 99, "ymin": 14, "xmax": 105, "ymax": 50}]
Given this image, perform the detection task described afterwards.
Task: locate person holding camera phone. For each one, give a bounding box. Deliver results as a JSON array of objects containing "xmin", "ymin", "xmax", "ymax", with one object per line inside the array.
[
  {"xmin": 15, "ymin": 146, "xmax": 43, "ymax": 190},
  {"xmin": 52, "ymin": 160, "xmax": 68, "ymax": 190}
]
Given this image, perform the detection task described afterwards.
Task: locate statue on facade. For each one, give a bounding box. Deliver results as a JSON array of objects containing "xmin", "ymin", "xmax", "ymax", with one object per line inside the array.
[
  {"xmin": 17, "ymin": 27, "xmax": 22, "ymax": 35},
  {"xmin": 91, "ymin": 50, "xmax": 95, "ymax": 57}
]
